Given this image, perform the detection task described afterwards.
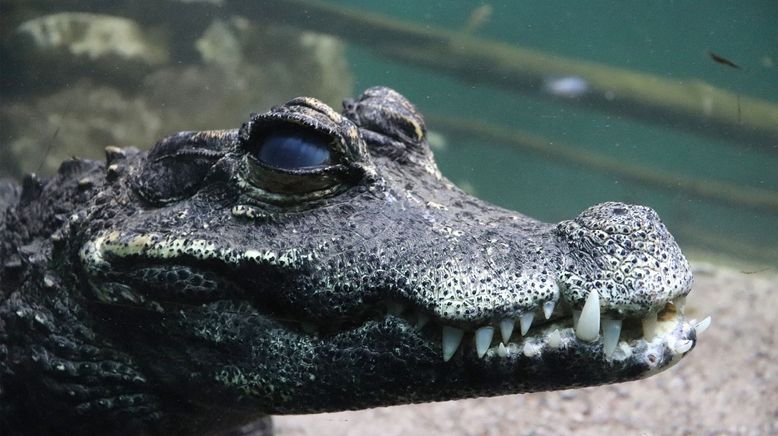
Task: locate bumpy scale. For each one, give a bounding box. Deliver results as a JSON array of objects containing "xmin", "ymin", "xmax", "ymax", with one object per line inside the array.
[{"xmin": 0, "ymin": 87, "xmax": 707, "ymax": 435}]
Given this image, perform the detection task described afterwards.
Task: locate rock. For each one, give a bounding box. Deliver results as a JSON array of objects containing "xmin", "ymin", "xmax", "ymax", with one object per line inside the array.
[
  {"xmin": 0, "ymin": 81, "xmax": 163, "ymax": 177},
  {"xmin": 10, "ymin": 13, "xmax": 168, "ymax": 88},
  {"xmin": 138, "ymin": 20, "xmax": 353, "ymax": 134},
  {"xmin": 1, "ymin": 12, "xmax": 353, "ymax": 177},
  {"xmin": 193, "ymin": 17, "xmax": 353, "ymax": 108}
]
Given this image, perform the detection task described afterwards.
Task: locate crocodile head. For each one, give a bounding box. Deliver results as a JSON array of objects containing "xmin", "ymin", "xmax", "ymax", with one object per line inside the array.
[{"xmin": 70, "ymin": 87, "xmax": 701, "ymax": 421}]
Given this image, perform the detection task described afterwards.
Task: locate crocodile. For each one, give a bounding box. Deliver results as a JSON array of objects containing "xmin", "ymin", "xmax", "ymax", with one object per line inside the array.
[{"xmin": 0, "ymin": 87, "xmax": 707, "ymax": 435}]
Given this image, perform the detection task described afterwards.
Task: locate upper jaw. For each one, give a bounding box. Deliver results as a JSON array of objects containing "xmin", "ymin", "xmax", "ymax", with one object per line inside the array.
[{"xmin": 385, "ymin": 283, "xmax": 705, "ymax": 367}]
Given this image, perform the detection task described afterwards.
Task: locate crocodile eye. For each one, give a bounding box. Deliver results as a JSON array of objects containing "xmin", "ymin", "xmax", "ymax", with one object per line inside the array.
[
  {"xmin": 238, "ymin": 96, "xmax": 372, "ymax": 204},
  {"xmin": 256, "ymin": 127, "xmax": 332, "ymax": 170},
  {"xmin": 241, "ymin": 123, "xmax": 353, "ymax": 200}
]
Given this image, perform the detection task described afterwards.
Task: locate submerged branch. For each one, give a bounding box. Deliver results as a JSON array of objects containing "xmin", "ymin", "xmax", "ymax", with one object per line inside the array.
[
  {"xmin": 253, "ymin": 0, "xmax": 778, "ymax": 152},
  {"xmin": 427, "ymin": 114, "xmax": 778, "ymax": 215},
  {"xmin": 9, "ymin": 1, "xmax": 777, "ymax": 212},
  {"xmin": 14, "ymin": 0, "xmax": 778, "ymax": 149}
]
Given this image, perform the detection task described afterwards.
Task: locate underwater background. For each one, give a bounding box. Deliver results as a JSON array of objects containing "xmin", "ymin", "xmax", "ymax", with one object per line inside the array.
[
  {"xmin": 1, "ymin": 1, "xmax": 777, "ymax": 434},
  {"xmin": 341, "ymin": 0, "xmax": 778, "ymax": 267},
  {"xmin": 1, "ymin": 0, "xmax": 776, "ymax": 266}
]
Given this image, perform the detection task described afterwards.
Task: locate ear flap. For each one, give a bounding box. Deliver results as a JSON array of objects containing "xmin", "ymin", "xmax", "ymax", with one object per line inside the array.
[{"xmin": 133, "ymin": 130, "xmax": 234, "ymax": 205}]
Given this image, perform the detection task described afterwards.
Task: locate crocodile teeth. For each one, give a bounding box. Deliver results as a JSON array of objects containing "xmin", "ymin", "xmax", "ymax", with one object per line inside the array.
[
  {"xmin": 499, "ymin": 318, "xmax": 514, "ymax": 343},
  {"xmin": 674, "ymin": 339, "xmax": 693, "ymax": 354},
  {"xmin": 547, "ymin": 329, "xmax": 562, "ymax": 348},
  {"xmin": 442, "ymin": 326, "xmax": 464, "ymax": 362},
  {"xmin": 602, "ymin": 318, "xmax": 622, "ymax": 357},
  {"xmin": 695, "ymin": 316, "xmax": 711, "ymax": 335},
  {"xmin": 543, "ymin": 301, "xmax": 555, "ymax": 319},
  {"xmin": 572, "ymin": 310, "xmax": 581, "ymax": 328},
  {"xmin": 415, "ymin": 312, "xmax": 429, "ymax": 330},
  {"xmin": 519, "ymin": 312, "xmax": 534, "ymax": 336},
  {"xmin": 497, "ymin": 342, "xmax": 508, "ymax": 357},
  {"xmin": 523, "ymin": 341, "xmax": 541, "ymax": 357},
  {"xmin": 575, "ymin": 289, "xmax": 600, "ymax": 342},
  {"xmin": 642, "ymin": 312, "xmax": 658, "ymax": 339},
  {"xmin": 475, "ymin": 326, "xmax": 494, "ymax": 358}
]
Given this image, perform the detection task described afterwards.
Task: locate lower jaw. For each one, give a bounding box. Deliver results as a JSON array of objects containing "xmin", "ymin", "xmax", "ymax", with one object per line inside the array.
[
  {"xmin": 376, "ymin": 295, "xmax": 699, "ymax": 364},
  {"xmin": 276, "ymin": 321, "xmax": 692, "ymax": 413},
  {"xmin": 240, "ymin": 314, "xmax": 699, "ymax": 414},
  {"xmin": 322, "ymin": 304, "xmax": 695, "ymax": 370},
  {"xmin": 479, "ymin": 317, "xmax": 694, "ymax": 367}
]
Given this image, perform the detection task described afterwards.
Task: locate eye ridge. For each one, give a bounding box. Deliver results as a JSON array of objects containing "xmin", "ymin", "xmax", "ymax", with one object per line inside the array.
[{"xmin": 252, "ymin": 125, "xmax": 334, "ymax": 171}]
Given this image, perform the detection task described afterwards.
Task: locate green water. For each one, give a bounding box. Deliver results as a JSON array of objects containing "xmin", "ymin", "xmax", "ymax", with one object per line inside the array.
[
  {"xmin": 1, "ymin": 0, "xmax": 776, "ymax": 264},
  {"xmin": 340, "ymin": 0, "xmax": 778, "ymax": 264}
]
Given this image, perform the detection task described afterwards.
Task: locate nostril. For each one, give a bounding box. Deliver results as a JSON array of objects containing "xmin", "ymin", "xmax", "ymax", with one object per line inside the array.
[{"xmin": 612, "ymin": 207, "xmax": 626, "ymax": 215}]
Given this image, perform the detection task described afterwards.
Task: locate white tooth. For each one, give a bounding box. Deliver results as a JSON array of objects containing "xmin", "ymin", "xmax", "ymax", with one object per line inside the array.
[
  {"xmin": 442, "ymin": 326, "xmax": 464, "ymax": 362},
  {"xmin": 575, "ymin": 289, "xmax": 600, "ymax": 342},
  {"xmin": 415, "ymin": 313, "xmax": 429, "ymax": 330},
  {"xmin": 572, "ymin": 310, "xmax": 581, "ymax": 327},
  {"xmin": 602, "ymin": 318, "xmax": 622, "ymax": 357},
  {"xmin": 499, "ymin": 318, "xmax": 514, "ymax": 343},
  {"xmin": 695, "ymin": 316, "xmax": 711, "ymax": 335},
  {"xmin": 543, "ymin": 301, "xmax": 555, "ymax": 319},
  {"xmin": 674, "ymin": 339, "xmax": 693, "ymax": 354},
  {"xmin": 523, "ymin": 341, "xmax": 541, "ymax": 357},
  {"xmin": 497, "ymin": 342, "xmax": 508, "ymax": 357},
  {"xmin": 642, "ymin": 312, "xmax": 658, "ymax": 339},
  {"xmin": 475, "ymin": 326, "xmax": 494, "ymax": 358},
  {"xmin": 387, "ymin": 302, "xmax": 404, "ymax": 316},
  {"xmin": 519, "ymin": 312, "xmax": 534, "ymax": 336},
  {"xmin": 547, "ymin": 329, "xmax": 562, "ymax": 348}
]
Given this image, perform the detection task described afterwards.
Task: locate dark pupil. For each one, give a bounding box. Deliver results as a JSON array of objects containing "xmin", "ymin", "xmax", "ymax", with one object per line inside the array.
[{"xmin": 257, "ymin": 128, "xmax": 331, "ymax": 169}]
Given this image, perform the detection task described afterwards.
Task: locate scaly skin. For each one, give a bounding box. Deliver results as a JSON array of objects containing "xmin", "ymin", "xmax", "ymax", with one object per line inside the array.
[{"xmin": 0, "ymin": 87, "xmax": 699, "ymax": 435}]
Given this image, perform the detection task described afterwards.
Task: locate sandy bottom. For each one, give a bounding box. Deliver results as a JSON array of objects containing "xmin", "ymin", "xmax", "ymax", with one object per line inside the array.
[{"xmin": 274, "ymin": 263, "xmax": 778, "ymax": 435}]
